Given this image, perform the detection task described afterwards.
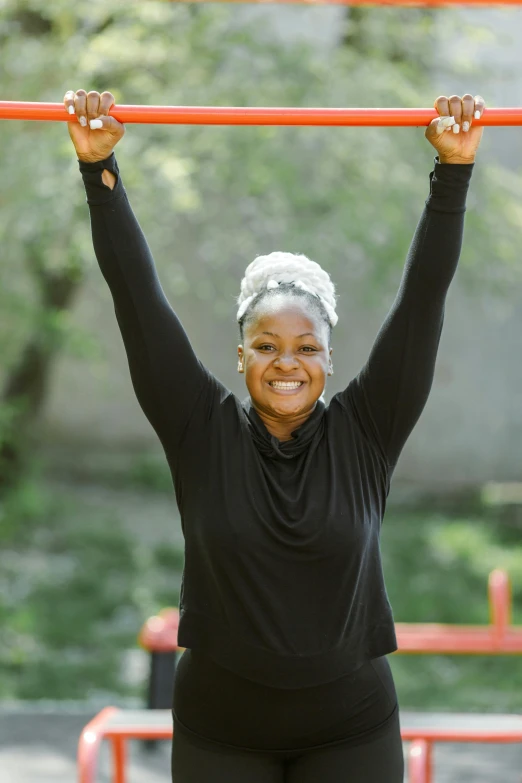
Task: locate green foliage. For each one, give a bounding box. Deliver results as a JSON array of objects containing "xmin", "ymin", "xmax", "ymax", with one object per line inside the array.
[
  {"xmin": 154, "ymin": 542, "xmax": 185, "ymax": 573},
  {"xmin": 1, "ymin": 0, "xmax": 521, "ymax": 385},
  {"xmin": 128, "ymin": 454, "xmax": 174, "ymax": 494},
  {"xmin": 0, "ymin": 0, "xmax": 520, "ymax": 480},
  {"xmin": 3, "ymin": 479, "xmax": 522, "ymax": 707},
  {"xmin": 382, "ymin": 511, "xmax": 518, "ymax": 624},
  {"xmin": 1, "ymin": 0, "xmax": 522, "ymax": 704},
  {"xmin": 390, "ymin": 655, "xmax": 522, "ymax": 713},
  {"xmin": 0, "ymin": 469, "xmax": 184, "ymax": 699},
  {"xmin": 382, "ymin": 510, "xmax": 522, "ymax": 710},
  {"xmin": 343, "ymin": 6, "xmax": 438, "ymax": 74}
]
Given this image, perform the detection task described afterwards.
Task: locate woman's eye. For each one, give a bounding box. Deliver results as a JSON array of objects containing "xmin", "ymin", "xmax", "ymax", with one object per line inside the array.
[{"xmin": 256, "ymin": 344, "xmax": 317, "ymax": 353}]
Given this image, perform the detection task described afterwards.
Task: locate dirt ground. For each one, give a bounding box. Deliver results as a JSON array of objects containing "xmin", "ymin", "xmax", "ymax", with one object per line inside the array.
[{"xmin": 1, "ymin": 705, "xmax": 521, "ymax": 782}]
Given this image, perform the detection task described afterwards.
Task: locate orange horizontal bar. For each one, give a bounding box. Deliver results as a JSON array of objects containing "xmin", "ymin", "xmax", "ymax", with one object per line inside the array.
[
  {"xmin": 396, "ymin": 625, "xmax": 522, "ymax": 654},
  {"xmin": 401, "ymin": 727, "xmax": 522, "ymax": 743},
  {"xmin": 173, "ymin": 0, "xmax": 522, "ymax": 5},
  {"xmin": 103, "ymin": 724, "xmax": 522, "ymax": 743},
  {"xmin": 2, "ymin": 101, "xmax": 522, "ymax": 127},
  {"xmin": 96, "ymin": 710, "xmax": 522, "ymax": 744},
  {"xmin": 186, "ymin": 0, "xmax": 522, "ymax": 4},
  {"xmin": 105, "ymin": 725, "xmax": 174, "ymax": 739}
]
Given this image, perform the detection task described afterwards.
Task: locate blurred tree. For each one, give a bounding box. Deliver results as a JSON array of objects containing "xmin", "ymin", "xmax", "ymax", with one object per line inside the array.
[
  {"xmin": 342, "ymin": 6, "xmax": 438, "ymax": 73},
  {"xmin": 0, "ymin": 0, "xmax": 521, "ymax": 486},
  {"xmin": 1, "ymin": 0, "xmax": 522, "ymax": 701}
]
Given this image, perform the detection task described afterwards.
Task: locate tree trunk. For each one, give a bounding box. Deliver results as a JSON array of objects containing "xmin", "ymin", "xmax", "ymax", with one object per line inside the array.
[
  {"xmin": 0, "ymin": 263, "xmax": 83, "ymax": 489},
  {"xmin": 341, "ymin": 6, "xmax": 435, "ymax": 69}
]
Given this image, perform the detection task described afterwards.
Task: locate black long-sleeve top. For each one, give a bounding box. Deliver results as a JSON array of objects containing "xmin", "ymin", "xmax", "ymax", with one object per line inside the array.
[{"xmin": 79, "ymin": 153, "xmax": 473, "ymax": 688}]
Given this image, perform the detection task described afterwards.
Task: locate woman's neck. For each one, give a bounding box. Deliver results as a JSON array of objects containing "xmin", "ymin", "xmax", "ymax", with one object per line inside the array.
[{"xmin": 252, "ymin": 404, "xmax": 316, "ymax": 442}]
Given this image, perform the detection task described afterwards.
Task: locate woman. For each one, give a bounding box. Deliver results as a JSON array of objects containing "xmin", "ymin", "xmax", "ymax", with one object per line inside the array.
[{"xmin": 66, "ymin": 88, "xmax": 484, "ymax": 782}]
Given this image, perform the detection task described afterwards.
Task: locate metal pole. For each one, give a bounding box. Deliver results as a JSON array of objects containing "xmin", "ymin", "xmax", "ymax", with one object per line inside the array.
[
  {"xmin": 1, "ymin": 102, "xmax": 521, "ymax": 126},
  {"xmin": 166, "ymin": 0, "xmax": 522, "ymax": 5}
]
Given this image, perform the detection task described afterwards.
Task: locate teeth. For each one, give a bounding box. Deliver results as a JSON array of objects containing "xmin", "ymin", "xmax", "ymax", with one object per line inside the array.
[{"xmin": 270, "ymin": 382, "xmax": 303, "ymax": 389}]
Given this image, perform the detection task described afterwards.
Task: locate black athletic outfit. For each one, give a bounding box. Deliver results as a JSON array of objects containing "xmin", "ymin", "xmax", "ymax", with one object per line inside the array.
[{"xmin": 79, "ymin": 153, "xmax": 473, "ymax": 782}]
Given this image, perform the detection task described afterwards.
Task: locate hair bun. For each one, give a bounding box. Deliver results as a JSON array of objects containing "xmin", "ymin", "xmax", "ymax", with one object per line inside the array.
[{"xmin": 237, "ymin": 252, "xmax": 338, "ymax": 327}]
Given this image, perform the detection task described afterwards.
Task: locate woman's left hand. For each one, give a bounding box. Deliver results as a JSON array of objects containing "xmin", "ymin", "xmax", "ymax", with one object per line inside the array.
[{"xmin": 425, "ymin": 94, "xmax": 485, "ymax": 164}]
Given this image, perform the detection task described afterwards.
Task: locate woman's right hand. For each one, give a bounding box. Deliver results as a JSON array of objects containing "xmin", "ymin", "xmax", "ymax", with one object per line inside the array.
[{"xmin": 64, "ymin": 89, "xmax": 125, "ymax": 163}]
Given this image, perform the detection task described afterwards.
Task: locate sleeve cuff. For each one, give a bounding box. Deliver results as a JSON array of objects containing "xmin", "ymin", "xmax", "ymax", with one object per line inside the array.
[
  {"xmin": 78, "ymin": 152, "xmax": 125, "ymax": 206},
  {"xmin": 426, "ymin": 156, "xmax": 474, "ymax": 213}
]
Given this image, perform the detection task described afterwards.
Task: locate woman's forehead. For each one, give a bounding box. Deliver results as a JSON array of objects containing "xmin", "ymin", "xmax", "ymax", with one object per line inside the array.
[{"xmin": 246, "ymin": 298, "xmax": 326, "ymax": 338}]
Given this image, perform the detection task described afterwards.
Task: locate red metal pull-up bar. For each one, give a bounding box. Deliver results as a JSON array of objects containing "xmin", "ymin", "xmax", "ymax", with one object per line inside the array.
[
  {"xmin": 1, "ymin": 101, "xmax": 522, "ymax": 126},
  {"xmin": 168, "ymin": 0, "xmax": 522, "ymax": 5}
]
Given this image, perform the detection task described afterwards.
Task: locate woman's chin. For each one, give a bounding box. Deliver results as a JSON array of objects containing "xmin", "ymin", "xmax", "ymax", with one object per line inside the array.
[{"xmin": 267, "ymin": 399, "xmax": 309, "ymax": 418}]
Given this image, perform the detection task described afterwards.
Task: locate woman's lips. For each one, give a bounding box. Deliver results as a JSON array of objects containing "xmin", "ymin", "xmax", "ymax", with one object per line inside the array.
[{"xmin": 267, "ymin": 381, "xmax": 305, "ymax": 393}]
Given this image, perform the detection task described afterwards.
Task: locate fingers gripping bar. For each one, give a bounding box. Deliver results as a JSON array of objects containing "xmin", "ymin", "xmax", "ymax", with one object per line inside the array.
[{"xmin": 1, "ymin": 101, "xmax": 521, "ymax": 126}]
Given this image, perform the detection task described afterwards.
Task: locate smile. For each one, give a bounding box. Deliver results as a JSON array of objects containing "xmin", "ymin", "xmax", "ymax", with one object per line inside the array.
[{"xmin": 268, "ymin": 381, "xmax": 304, "ymax": 391}]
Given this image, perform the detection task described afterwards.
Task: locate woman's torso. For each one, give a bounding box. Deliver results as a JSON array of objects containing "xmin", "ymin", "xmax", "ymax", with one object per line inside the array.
[{"xmin": 170, "ymin": 382, "xmax": 397, "ymax": 686}]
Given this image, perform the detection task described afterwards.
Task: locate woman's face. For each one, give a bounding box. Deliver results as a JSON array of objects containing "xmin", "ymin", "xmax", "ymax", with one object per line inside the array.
[{"xmin": 238, "ymin": 296, "xmax": 333, "ymax": 421}]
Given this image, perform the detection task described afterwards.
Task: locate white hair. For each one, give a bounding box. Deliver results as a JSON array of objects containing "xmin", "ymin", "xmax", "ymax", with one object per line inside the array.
[{"xmin": 236, "ymin": 252, "xmax": 338, "ymax": 328}]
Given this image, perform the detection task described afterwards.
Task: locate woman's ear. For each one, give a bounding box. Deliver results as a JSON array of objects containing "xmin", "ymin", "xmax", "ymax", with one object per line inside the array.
[
  {"xmin": 328, "ymin": 347, "xmax": 333, "ymax": 376},
  {"xmin": 237, "ymin": 345, "xmax": 245, "ymax": 373}
]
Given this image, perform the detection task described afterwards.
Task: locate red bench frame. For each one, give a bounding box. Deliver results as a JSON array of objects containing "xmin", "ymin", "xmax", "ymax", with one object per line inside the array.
[
  {"xmin": 78, "ymin": 569, "xmax": 522, "ymax": 781},
  {"xmin": 139, "ymin": 569, "xmax": 522, "ymax": 655},
  {"xmin": 77, "ymin": 707, "xmax": 522, "ymax": 783}
]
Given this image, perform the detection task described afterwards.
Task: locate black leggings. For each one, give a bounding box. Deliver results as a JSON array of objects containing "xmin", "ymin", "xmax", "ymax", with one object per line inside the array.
[{"xmin": 171, "ymin": 649, "xmax": 404, "ymax": 782}]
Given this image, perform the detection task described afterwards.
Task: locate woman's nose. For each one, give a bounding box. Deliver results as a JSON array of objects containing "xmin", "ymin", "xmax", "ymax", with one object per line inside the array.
[{"xmin": 274, "ymin": 352, "xmax": 299, "ymax": 369}]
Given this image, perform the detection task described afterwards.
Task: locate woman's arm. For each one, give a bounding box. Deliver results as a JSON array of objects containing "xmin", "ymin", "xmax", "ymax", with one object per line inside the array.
[
  {"xmin": 340, "ymin": 93, "xmax": 483, "ymax": 469},
  {"xmin": 80, "ymin": 152, "xmax": 208, "ymax": 450},
  {"xmin": 67, "ymin": 89, "xmax": 208, "ymax": 452},
  {"xmin": 343, "ymin": 159, "xmax": 473, "ymax": 468}
]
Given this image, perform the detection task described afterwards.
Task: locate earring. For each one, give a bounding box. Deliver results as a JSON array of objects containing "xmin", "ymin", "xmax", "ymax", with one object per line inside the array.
[
  {"xmin": 238, "ymin": 361, "xmax": 243, "ymax": 372},
  {"xmin": 328, "ymin": 367, "xmax": 334, "ymax": 376}
]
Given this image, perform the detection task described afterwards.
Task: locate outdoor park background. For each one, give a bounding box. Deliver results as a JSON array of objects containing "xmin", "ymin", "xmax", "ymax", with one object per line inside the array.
[{"xmin": 2, "ymin": 0, "xmax": 522, "ymax": 750}]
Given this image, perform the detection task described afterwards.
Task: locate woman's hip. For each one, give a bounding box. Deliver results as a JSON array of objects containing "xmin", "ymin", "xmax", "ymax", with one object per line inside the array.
[{"xmin": 172, "ymin": 648, "xmax": 399, "ymax": 752}]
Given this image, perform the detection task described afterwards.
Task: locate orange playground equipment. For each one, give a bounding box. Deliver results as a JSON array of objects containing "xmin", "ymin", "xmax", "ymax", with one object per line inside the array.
[
  {"xmin": 76, "ymin": 569, "xmax": 522, "ymax": 782},
  {"xmin": 168, "ymin": 0, "xmax": 522, "ymax": 5},
  {"xmin": 77, "ymin": 707, "xmax": 522, "ymax": 783},
  {"xmin": 396, "ymin": 568, "xmax": 522, "ymax": 654},
  {"xmin": 140, "ymin": 569, "xmax": 522, "ymax": 656},
  {"xmin": 1, "ymin": 101, "xmax": 522, "ymax": 127}
]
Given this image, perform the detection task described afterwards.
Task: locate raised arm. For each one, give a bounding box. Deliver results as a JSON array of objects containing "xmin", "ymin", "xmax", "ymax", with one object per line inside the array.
[
  {"xmin": 67, "ymin": 89, "xmax": 208, "ymax": 452},
  {"xmin": 341, "ymin": 93, "xmax": 484, "ymax": 469}
]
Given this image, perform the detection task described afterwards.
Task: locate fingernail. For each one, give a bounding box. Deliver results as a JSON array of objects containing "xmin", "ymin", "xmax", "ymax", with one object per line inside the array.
[
  {"xmin": 474, "ymin": 110, "xmax": 481, "ymax": 120},
  {"xmin": 79, "ymin": 116, "xmax": 87, "ymax": 127},
  {"xmin": 462, "ymin": 121, "xmax": 470, "ymax": 132},
  {"xmin": 68, "ymin": 105, "xmax": 75, "ymax": 115},
  {"xmin": 453, "ymin": 124, "xmax": 460, "ymax": 134},
  {"xmin": 89, "ymin": 119, "xmax": 103, "ymax": 130},
  {"xmin": 441, "ymin": 116, "xmax": 455, "ymax": 128}
]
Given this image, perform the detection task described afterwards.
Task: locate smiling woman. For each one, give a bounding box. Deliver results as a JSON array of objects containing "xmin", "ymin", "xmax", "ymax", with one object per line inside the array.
[
  {"xmin": 65, "ymin": 87, "xmax": 485, "ymax": 782},
  {"xmin": 236, "ymin": 255, "xmax": 336, "ymax": 440}
]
